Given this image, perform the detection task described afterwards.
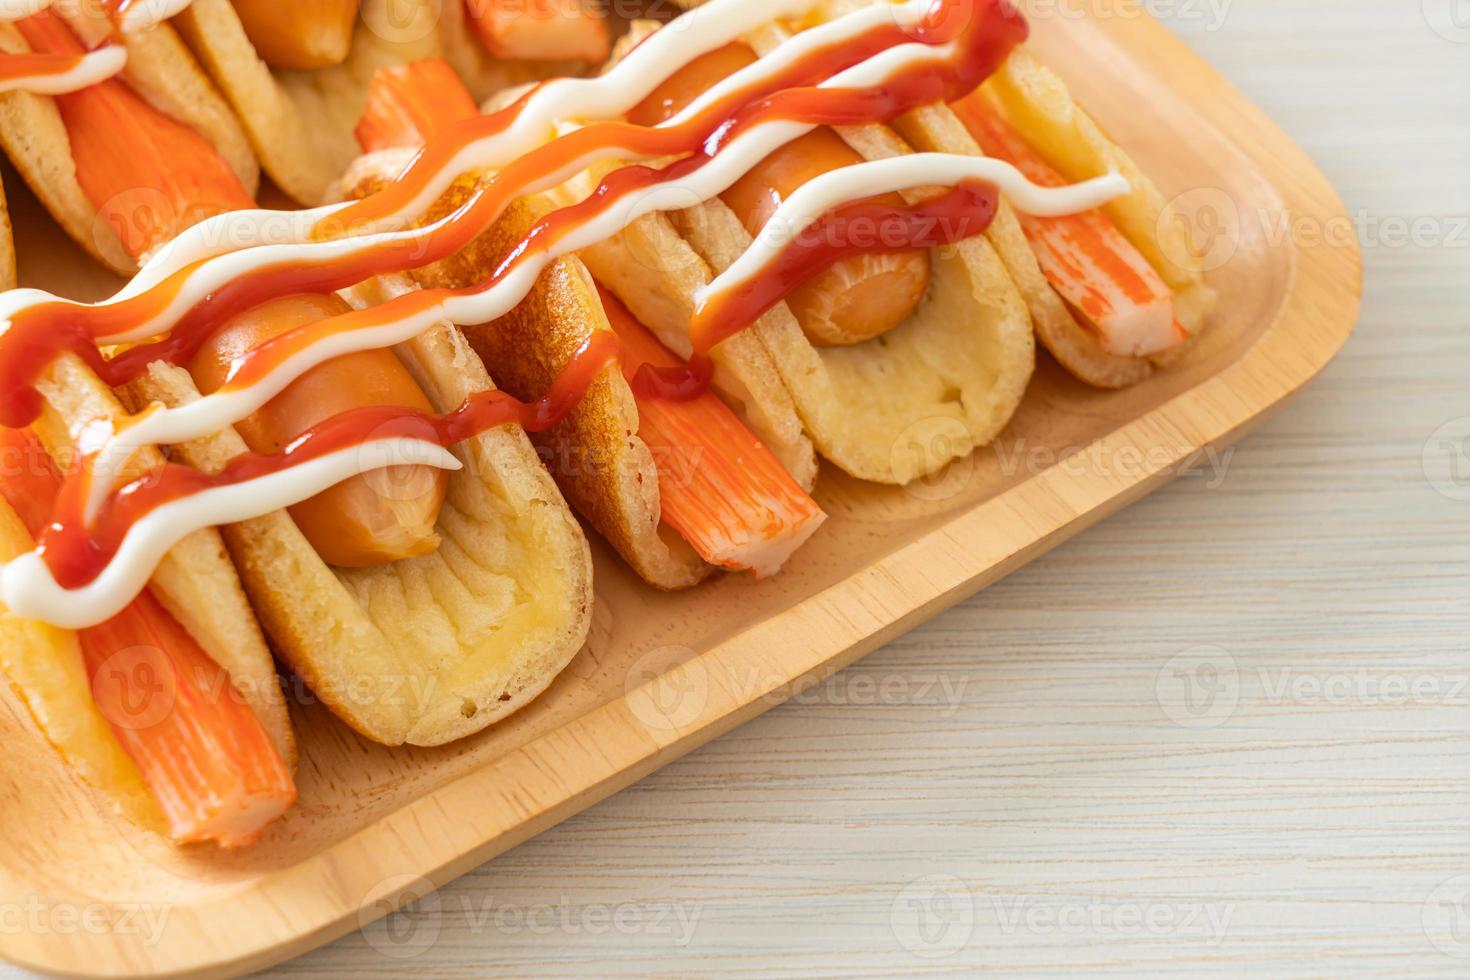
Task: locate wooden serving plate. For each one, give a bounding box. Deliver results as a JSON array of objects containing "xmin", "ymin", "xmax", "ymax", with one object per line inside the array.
[{"xmin": 0, "ymin": 1, "xmax": 1360, "ymax": 975}]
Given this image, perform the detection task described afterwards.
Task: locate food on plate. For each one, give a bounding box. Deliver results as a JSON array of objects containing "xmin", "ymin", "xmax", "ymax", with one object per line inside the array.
[
  {"xmin": 345, "ymin": 59, "xmax": 826, "ymax": 588},
  {"xmin": 0, "ymin": 12, "xmax": 594, "ymax": 747},
  {"xmin": 0, "ymin": 3, "xmax": 257, "ymax": 273},
  {"xmin": 600, "ymin": 8, "xmax": 1039, "ymax": 484},
  {"xmin": 129, "ymin": 272, "xmax": 597, "ymax": 746},
  {"xmin": 950, "ymin": 51, "xmax": 1217, "ymax": 386},
  {"xmin": 174, "ymin": 0, "xmax": 608, "ymax": 205},
  {"xmin": 458, "ymin": 0, "xmax": 609, "ymax": 67},
  {"xmin": 0, "ymin": 371, "xmax": 296, "ymax": 848},
  {"xmin": 117, "ymin": 120, "xmax": 590, "ymax": 744},
  {"xmin": 0, "ymin": 4, "xmax": 295, "ymax": 847},
  {"xmin": 0, "ymin": 0, "xmax": 1206, "ymax": 845}
]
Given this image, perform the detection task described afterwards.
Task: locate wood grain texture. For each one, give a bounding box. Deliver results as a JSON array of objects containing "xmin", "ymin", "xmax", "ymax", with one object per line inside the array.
[{"xmin": 1, "ymin": 0, "xmax": 1448, "ymax": 975}]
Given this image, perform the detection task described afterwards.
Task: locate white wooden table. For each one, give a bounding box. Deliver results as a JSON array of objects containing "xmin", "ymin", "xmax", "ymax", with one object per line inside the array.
[{"xmin": 7, "ymin": 1, "xmax": 1467, "ymax": 976}]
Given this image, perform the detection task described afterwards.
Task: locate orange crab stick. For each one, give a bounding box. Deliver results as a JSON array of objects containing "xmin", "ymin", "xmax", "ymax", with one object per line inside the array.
[
  {"xmin": 952, "ymin": 94, "xmax": 1186, "ymax": 358},
  {"xmin": 0, "ymin": 426, "xmax": 296, "ymax": 847},
  {"xmin": 463, "ymin": 0, "xmax": 609, "ymax": 64},
  {"xmin": 16, "ymin": 9, "xmax": 255, "ymax": 258},
  {"xmin": 358, "ymin": 61, "xmax": 826, "ymax": 575},
  {"xmin": 599, "ymin": 288, "xmax": 825, "ymax": 575},
  {"xmin": 21, "ymin": 12, "xmax": 449, "ymax": 568},
  {"xmin": 355, "ymin": 59, "xmax": 480, "ymax": 155}
]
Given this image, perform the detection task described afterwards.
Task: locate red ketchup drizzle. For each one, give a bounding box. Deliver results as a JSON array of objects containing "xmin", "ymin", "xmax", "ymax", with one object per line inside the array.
[
  {"xmin": 13, "ymin": 0, "xmax": 1030, "ymax": 590},
  {"xmin": 630, "ymin": 354, "xmax": 716, "ymax": 403},
  {"xmin": 37, "ymin": 333, "xmax": 621, "ymax": 588},
  {"xmin": 630, "ymin": 181, "xmax": 1002, "ymax": 399},
  {"xmin": 0, "ymin": 0, "xmax": 1025, "ymax": 428},
  {"xmin": 691, "ymin": 180, "xmax": 1001, "ymax": 353}
]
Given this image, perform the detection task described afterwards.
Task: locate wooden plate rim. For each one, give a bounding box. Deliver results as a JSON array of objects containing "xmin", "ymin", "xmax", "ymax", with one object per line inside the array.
[{"xmin": 0, "ymin": 2, "xmax": 1362, "ymax": 975}]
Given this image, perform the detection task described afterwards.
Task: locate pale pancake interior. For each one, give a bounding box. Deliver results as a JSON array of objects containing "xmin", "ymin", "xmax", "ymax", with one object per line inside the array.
[
  {"xmin": 605, "ymin": 18, "xmax": 1033, "ymax": 485},
  {"xmin": 128, "ymin": 295, "xmax": 593, "ymax": 747}
]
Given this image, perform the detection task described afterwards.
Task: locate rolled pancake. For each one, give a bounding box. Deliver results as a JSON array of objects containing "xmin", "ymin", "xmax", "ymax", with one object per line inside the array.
[
  {"xmin": 552, "ymin": 171, "xmax": 819, "ymax": 491},
  {"xmin": 611, "ymin": 18, "xmax": 1034, "ymax": 484},
  {"xmin": 967, "ymin": 47, "xmax": 1218, "ymax": 387},
  {"xmin": 175, "ymin": 0, "xmax": 572, "ymax": 205},
  {"xmin": 340, "ymin": 152, "xmax": 746, "ymax": 589},
  {"xmin": 0, "ymin": 353, "xmax": 296, "ymax": 831},
  {"xmin": 0, "ymin": 10, "xmax": 258, "ymax": 275},
  {"xmin": 471, "ymin": 82, "xmax": 818, "ymax": 490},
  {"xmin": 123, "ymin": 272, "xmax": 594, "ymax": 746}
]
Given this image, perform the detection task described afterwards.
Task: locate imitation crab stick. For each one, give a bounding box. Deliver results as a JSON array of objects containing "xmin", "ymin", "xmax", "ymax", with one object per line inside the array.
[
  {"xmin": 463, "ymin": 0, "xmax": 610, "ymax": 64},
  {"xmin": 951, "ymin": 94, "xmax": 1187, "ymax": 358},
  {"xmin": 15, "ymin": 9, "xmax": 254, "ymax": 259},
  {"xmin": 597, "ymin": 287, "xmax": 825, "ymax": 575},
  {"xmin": 21, "ymin": 10, "xmax": 449, "ymax": 568},
  {"xmin": 357, "ymin": 60, "xmax": 826, "ymax": 575},
  {"xmin": 0, "ymin": 425, "xmax": 295, "ymax": 847},
  {"xmin": 628, "ymin": 41, "xmax": 932, "ymax": 349},
  {"xmin": 354, "ymin": 59, "xmax": 480, "ymax": 155}
]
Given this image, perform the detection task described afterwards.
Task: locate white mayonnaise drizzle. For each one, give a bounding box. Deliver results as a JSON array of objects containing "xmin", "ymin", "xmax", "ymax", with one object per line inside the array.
[
  {"xmin": 0, "ymin": 41, "xmax": 124, "ymax": 93},
  {"xmin": 106, "ymin": 0, "xmax": 926, "ymax": 287},
  {"xmin": 699, "ymin": 156, "xmax": 1132, "ymax": 305},
  {"xmin": 0, "ymin": 0, "xmax": 928, "ymax": 337},
  {"xmin": 2, "ymin": 438, "xmax": 462, "ymax": 629},
  {"xmin": 33, "ymin": 157, "xmax": 1126, "ymax": 627},
  {"xmin": 0, "ymin": 0, "xmax": 867, "ymax": 338},
  {"xmin": 352, "ymin": 0, "xmax": 829, "ymax": 235},
  {"xmin": 0, "ymin": 0, "xmax": 1132, "ymax": 628},
  {"xmin": 77, "ymin": 11, "xmax": 971, "ymax": 511}
]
